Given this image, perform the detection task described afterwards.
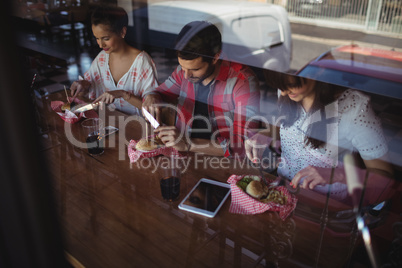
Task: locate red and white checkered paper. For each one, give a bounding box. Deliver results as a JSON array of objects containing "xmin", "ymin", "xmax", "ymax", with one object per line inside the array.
[
  {"xmin": 227, "ymin": 174, "xmax": 298, "ymax": 221},
  {"xmin": 127, "ymin": 137, "xmax": 185, "ymax": 163},
  {"xmin": 51, "ymin": 98, "xmax": 98, "ymax": 124}
]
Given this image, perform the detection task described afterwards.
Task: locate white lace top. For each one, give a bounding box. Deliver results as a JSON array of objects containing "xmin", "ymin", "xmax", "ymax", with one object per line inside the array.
[
  {"xmin": 85, "ymin": 50, "xmax": 159, "ymax": 115},
  {"xmin": 277, "ymin": 89, "xmax": 388, "ymax": 199}
]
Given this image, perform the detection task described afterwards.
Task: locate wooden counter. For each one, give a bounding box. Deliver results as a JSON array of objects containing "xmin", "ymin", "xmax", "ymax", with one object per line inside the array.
[{"xmin": 35, "ymin": 91, "xmax": 392, "ymax": 268}]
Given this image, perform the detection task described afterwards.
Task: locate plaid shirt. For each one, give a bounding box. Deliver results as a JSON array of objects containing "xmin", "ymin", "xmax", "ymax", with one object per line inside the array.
[{"xmin": 152, "ymin": 60, "xmax": 260, "ymax": 157}]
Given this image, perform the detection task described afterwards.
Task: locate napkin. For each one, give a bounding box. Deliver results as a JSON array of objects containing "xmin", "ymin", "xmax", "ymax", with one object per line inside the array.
[
  {"xmin": 127, "ymin": 138, "xmax": 185, "ymax": 163},
  {"xmin": 51, "ymin": 98, "xmax": 98, "ymax": 124},
  {"xmin": 227, "ymin": 174, "xmax": 298, "ymax": 221}
]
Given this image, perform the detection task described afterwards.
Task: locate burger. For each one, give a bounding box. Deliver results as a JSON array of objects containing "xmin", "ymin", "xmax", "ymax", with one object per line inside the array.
[
  {"xmin": 135, "ymin": 136, "xmax": 164, "ymax": 151},
  {"xmin": 246, "ymin": 180, "xmax": 269, "ymax": 199},
  {"xmin": 236, "ymin": 175, "xmax": 268, "ymax": 199},
  {"xmin": 236, "ymin": 175, "xmax": 287, "ymax": 205},
  {"xmin": 61, "ymin": 101, "xmax": 76, "ymax": 112}
]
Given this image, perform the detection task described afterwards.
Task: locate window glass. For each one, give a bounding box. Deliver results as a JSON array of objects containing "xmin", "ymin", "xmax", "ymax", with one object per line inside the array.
[{"xmin": 9, "ymin": 0, "xmax": 402, "ymax": 267}]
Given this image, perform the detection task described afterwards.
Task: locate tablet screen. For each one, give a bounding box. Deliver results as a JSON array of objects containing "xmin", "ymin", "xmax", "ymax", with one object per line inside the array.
[{"xmin": 178, "ymin": 178, "xmax": 231, "ymax": 218}]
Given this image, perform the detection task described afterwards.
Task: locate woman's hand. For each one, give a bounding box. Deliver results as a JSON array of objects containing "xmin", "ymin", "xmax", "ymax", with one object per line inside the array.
[
  {"xmin": 70, "ymin": 80, "xmax": 91, "ymax": 100},
  {"xmin": 93, "ymin": 90, "xmax": 125, "ymax": 104},
  {"xmin": 245, "ymin": 131, "xmax": 272, "ymax": 163},
  {"xmin": 291, "ymin": 165, "xmax": 345, "ymax": 190},
  {"xmin": 155, "ymin": 126, "xmax": 190, "ymax": 151}
]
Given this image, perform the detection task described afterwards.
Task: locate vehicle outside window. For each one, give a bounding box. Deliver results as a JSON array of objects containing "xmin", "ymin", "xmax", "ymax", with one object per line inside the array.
[
  {"xmin": 296, "ymin": 45, "xmax": 402, "ymax": 99},
  {"xmin": 132, "ymin": 0, "xmax": 292, "ymax": 72},
  {"xmin": 288, "ymin": 0, "xmax": 356, "ymax": 17},
  {"xmin": 8, "ymin": 0, "xmax": 402, "ymax": 267}
]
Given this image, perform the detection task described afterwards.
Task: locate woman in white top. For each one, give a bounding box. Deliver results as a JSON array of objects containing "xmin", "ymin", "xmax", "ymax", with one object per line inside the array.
[
  {"xmin": 246, "ymin": 72, "xmax": 394, "ymax": 202},
  {"xmin": 70, "ymin": 5, "xmax": 158, "ymax": 115}
]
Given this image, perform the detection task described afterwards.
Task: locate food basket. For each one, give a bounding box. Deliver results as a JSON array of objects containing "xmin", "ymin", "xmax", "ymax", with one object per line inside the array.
[
  {"xmin": 227, "ymin": 174, "xmax": 298, "ymax": 220},
  {"xmin": 127, "ymin": 136, "xmax": 185, "ymax": 163},
  {"xmin": 51, "ymin": 98, "xmax": 98, "ymax": 124}
]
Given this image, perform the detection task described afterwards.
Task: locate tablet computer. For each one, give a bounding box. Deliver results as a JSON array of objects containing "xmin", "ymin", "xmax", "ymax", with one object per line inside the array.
[{"xmin": 178, "ymin": 178, "xmax": 231, "ymax": 218}]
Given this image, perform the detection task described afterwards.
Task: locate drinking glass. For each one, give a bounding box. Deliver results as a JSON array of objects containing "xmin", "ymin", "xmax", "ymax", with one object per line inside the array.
[
  {"xmin": 160, "ymin": 156, "xmax": 181, "ymax": 201},
  {"xmin": 81, "ymin": 118, "xmax": 104, "ymax": 155}
]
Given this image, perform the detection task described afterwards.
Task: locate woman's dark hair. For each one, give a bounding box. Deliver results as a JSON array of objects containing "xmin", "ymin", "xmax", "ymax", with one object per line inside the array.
[
  {"xmin": 264, "ymin": 70, "xmax": 346, "ymax": 149},
  {"xmin": 175, "ymin": 21, "xmax": 222, "ymax": 63},
  {"xmin": 91, "ymin": 5, "xmax": 128, "ymax": 34}
]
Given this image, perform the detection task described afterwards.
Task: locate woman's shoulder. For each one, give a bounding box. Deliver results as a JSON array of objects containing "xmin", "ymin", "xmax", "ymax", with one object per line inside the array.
[
  {"xmin": 91, "ymin": 50, "xmax": 108, "ymax": 67},
  {"xmin": 337, "ymin": 89, "xmax": 374, "ymax": 120},
  {"xmin": 338, "ymin": 89, "xmax": 370, "ymax": 102},
  {"xmin": 136, "ymin": 50, "xmax": 155, "ymax": 62},
  {"xmin": 337, "ymin": 89, "xmax": 370, "ymax": 108},
  {"xmin": 93, "ymin": 50, "xmax": 108, "ymax": 61},
  {"xmin": 128, "ymin": 48, "xmax": 155, "ymax": 64},
  {"xmin": 125, "ymin": 46, "xmax": 139, "ymax": 58}
]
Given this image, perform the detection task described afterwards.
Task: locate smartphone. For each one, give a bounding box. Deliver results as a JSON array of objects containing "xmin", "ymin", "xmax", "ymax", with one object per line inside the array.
[{"xmin": 178, "ymin": 178, "xmax": 231, "ymax": 218}]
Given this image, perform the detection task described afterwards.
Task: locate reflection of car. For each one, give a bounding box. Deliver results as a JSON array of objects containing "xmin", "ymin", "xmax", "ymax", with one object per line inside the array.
[
  {"xmin": 297, "ymin": 0, "xmax": 327, "ymax": 15},
  {"xmin": 287, "ymin": 0, "xmax": 329, "ymax": 16},
  {"xmin": 288, "ymin": 0, "xmax": 353, "ymax": 17},
  {"xmin": 296, "ymin": 44, "xmax": 402, "ymax": 100},
  {"xmin": 130, "ymin": 0, "xmax": 292, "ymax": 72}
]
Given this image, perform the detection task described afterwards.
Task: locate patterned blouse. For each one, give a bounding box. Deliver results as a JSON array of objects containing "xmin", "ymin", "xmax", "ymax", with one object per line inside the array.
[
  {"xmin": 85, "ymin": 50, "xmax": 158, "ymax": 115},
  {"xmin": 278, "ymin": 89, "xmax": 388, "ymax": 199}
]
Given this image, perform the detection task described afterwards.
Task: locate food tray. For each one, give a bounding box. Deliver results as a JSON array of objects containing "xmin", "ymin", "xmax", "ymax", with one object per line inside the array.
[{"xmin": 227, "ymin": 174, "xmax": 298, "ymax": 220}]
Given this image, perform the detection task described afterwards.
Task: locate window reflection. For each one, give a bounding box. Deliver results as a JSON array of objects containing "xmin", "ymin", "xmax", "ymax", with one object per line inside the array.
[{"xmin": 10, "ymin": 0, "xmax": 402, "ymax": 267}]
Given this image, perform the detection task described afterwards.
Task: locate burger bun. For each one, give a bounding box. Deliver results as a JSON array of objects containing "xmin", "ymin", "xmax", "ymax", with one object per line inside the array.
[
  {"xmin": 61, "ymin": 102, "xmax": 76, "ymax": 112},
  {"xmin": 246, "ymin": 180, "xmax": 268, "ymax": 199},
  {"xmin": 135, "ymin": 137, "xmax": 164, "ymax": 151}
]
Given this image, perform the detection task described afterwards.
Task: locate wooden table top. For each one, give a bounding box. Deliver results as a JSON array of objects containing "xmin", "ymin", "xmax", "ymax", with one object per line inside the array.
[{"xmin": 35, "ymin": 91, "xmax": 399, "ymax": 268}]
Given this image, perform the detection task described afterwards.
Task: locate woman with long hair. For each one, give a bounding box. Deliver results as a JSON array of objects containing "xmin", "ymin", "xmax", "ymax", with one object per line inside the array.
[
  {"xmin": 246, "ymin": 71, "xmax": 394, "ymax": 202},
  {"xmin": 70, "ymin": 5, "xmax": 158, "ymax": 115}
]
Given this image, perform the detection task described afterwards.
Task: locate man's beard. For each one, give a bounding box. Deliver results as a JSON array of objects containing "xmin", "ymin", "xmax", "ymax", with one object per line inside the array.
[{"xmin": 191, "ymin": 63, "xmax": 215, "ymax": 85}]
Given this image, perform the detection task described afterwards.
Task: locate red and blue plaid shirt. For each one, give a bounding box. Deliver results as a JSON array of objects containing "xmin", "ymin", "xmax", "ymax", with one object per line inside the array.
[{"xmin": 152, "ymin": 60, "xmax": 260, "ymax": 157}]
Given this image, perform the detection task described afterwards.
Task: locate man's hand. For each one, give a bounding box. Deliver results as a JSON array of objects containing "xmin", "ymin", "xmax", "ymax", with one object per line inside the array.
[
  {"xmin": 155, "ymin": 126, "xmax": 190, "ymax": 151},
  {"xmin": 142, "ymin": 93, "xmax": 163, "ymax": 123}
]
